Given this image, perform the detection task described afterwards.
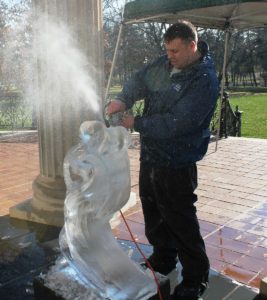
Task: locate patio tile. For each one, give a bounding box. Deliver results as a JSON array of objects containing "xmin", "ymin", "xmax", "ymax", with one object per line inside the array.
[
  {"xmin": 123, "ymin": 210, "xmax": 144, "ymax": 224},
  {"xmin": 200, "ymin": 205, "xmax": 239, "ymax": 219},
  {"xmin": 247, "ymin": 245, "xmax": 267, "ymax": 259},
  {"xmin": 250, "ymin": 169, "xmax": 267, "ymax": 175},
  {"xmin": 199, "ymin": 220, "xmax": 219, "ymax": 233},
  {"xmin": 254, "ymin": 189, "xmax": 267, "ymax": 197},
  {"xmin": 205, "ymin": 234, "xmax": 254, "ymax": 255},
  {"xmin": 216, "ymin": 226, "xmax": 242, "ymax": 240},
  {"xmin": 1, "ymin": 135, "xmax": 267, "ymax": 291},
  {"xmin": 231, "ymin": 177, "xmax": 255, "ymax": 186},
  {"xmin": 258, "ymin": 238, "xmax": 267, "ymax": 248},
  {"xmin": 225, "ymin": 197, "xmax": 258, "ymax": 208},
  {"xmin": 257, "ymin": 218, "xmax": 267, "ymax": 227},
  {"xmin": 249, "ymin": 276, "xmax": 265, "ymax": 290},
  {"xmin": 197, "ymin": 211, "xmax": 231, "ymax": 225},
  {"xmin": 248, "ymin": 226, "xmax": 267, "ymax": 238},
  {"xmin": 197, "ymin": 196, "xmax": 214, "ymax": 205},
  {"xmin": 222, "ymin": 264, "xmax": 258, "ymax": 285},
  {"xmin": 213, "ymin": 175, "xmax": 239, "ymax": 184},
  {"xmin": 234, "ymin": 255, "xmax": 267, "ymax": 274},
  {"xmin": 133, "ymin": 234, "xmax": 149, "ymax": 244},
  {"xmin": 237, "ymin": 214, "xmax": 263, "ymax": 225},
  {"xmin": 244, "ymin": 173, "xmax": 262, "ymax": 179},
  {"xmin": 200, "ymin": 228, "xmax": 210, "ymax": 237},
  {"xmin": 250, "ymin": 210, "xmax": 267, "ymax": 218},
  {"xmin": 206, "ymin": 244, "xmax": 243, "ymax": 265},
  {"xmin": 198, "ymin": 211, "xmax": 231, "ymax": 225},
  {"xmin": 209, "ymin": 256, "xmax": 228, "ymax": 273},
  {"xmin": 209, "ymin": 201, "xmax": 249, "ymax": 213},
  {"xmin": 235, "ymin": 232, "xmax": 265, "ymax": 245},
  {"xmin": 246, "ymin": 191, "xmax": 267, "ymax": 202},
  {"xmin": 229, "ymin": 190, "xmax": 251, "ymax": 199},
  {"xmin": 233, "ymin": 186, "xmax": 259, "ymax": 194},
  {"xmin": 228, "ymin": 221, "xmax": 255, "ymax": 231},
  {"xmin": 112, "ymin": 226, "xmax": 131, "ymax": 241},
  {"xmin": 201, "ymin": 181, "xmax": 236, "ymax": 191},
  {"xmin": 209, "ymin": 257, "xmax": 228, "ymax": 273}
]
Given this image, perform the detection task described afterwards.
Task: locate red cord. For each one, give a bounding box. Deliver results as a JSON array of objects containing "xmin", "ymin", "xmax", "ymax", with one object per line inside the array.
[{"xmin": 119, "ymin": 210, "xmax": 164, "ymax": 300}]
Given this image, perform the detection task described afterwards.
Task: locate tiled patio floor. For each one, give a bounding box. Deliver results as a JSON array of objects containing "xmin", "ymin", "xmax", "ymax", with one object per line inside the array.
[{"xmin": 0, "ymin": 133, "xmax": 267, "ymax": 291}]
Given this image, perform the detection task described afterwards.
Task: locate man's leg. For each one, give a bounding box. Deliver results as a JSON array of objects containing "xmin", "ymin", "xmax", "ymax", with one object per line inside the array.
[
  {"xmin": 151, "ymin": 164, "xmax": 209, "ymax": 298},
  {"xmin": 139, "ymin": 162, "xmax": 178, "ymax": 274}
]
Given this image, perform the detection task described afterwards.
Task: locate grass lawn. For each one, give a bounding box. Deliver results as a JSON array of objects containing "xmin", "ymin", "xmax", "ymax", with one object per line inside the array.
[{"xmin": 229, "ymin": 93, "xmax": 267, "ymax": 139}]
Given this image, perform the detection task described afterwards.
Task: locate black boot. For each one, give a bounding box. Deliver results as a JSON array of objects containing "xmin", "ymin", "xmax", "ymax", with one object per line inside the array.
[
  {"xmin": 171, "ymin": 280, "xmax": 208, "ymax": 300},
  {"xmin": 141, "ymin": 253, "xmax": 178, "ymax": 275}
]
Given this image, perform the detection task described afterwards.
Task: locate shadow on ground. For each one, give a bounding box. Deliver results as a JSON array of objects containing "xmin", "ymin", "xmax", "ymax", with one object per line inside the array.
[{"xmin": 0, "ymin": 216, "xmax": 60, "ymax": 300}]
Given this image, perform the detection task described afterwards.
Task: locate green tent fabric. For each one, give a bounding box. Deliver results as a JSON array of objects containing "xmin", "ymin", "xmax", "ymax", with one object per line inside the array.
[{"xmin": 124, "ymin": 0, "xmax": 267, "ymax": 30}]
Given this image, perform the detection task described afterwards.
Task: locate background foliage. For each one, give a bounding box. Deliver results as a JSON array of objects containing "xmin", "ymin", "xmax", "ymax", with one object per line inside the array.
[
  {"xmin": 0, "ymin": 0, "xmax": 266, "ymax": 137},
  {"xmin": 103, "ymin": 0, "xmax": 267, "ymax": 90}
]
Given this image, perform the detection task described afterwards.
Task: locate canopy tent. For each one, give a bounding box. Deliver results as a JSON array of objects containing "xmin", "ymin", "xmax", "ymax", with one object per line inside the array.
[
  {"xmin": 106, "ymin": 0, "xmax": 267, "ymax": 149},
  {"xmin": 123, "ymin": 0, "xmax": 267, "ymax": 30}
]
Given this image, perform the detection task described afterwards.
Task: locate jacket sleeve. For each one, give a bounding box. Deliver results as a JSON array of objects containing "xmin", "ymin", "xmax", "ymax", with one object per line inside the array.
[
  {"xmin": 134, "ymin": 73, "xmax": 218, "ymax": 139},
  {"xmin": 115, "ymin": 67, "xmax": 148, "ymax": 109}
]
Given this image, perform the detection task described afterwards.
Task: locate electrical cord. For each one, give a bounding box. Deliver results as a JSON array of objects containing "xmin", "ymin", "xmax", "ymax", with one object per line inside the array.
[{"xmin": 119, "ymin": 210, "xmax": 164, "ymax": 300}]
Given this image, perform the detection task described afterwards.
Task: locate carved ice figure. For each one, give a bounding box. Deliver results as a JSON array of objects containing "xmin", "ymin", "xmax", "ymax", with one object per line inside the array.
[{"xmin": 59, "ymin": 121, "xmax": 157, "ymax": 300}]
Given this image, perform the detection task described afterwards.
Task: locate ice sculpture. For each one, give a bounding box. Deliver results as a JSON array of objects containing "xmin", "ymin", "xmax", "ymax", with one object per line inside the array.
[{"xmin": 59, "ymin": 121, "xmax": 157, "ymax": 300}]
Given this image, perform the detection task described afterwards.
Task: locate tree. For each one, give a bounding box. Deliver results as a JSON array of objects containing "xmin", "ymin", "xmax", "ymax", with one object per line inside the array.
[
  {"xmin": 255, "ymin": 28, "xmax": 267, "ymax": 87},
  {"xmin": 0, "ymin": 0, "xmax": 32, "ymax": 91},
  {"xmin": 0, "ymin": 1, "xmax": 9, "ymax": 87}
]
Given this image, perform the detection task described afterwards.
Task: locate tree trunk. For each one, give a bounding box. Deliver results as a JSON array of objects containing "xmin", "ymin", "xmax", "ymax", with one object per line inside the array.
[{"xmin": 252, "ymin": 69, "xmax": 258, "ymax": 87}]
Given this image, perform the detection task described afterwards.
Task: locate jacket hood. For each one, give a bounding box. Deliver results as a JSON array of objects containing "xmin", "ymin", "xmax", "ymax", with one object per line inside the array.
[{"xmin": 162, "ymin": 51, "xmax": 216, "ymax": 77}]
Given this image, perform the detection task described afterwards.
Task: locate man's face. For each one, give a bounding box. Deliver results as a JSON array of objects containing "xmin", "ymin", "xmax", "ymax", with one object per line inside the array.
[{"xmin": 165, "ymin": 38, "xmax": 196, "ymax": 69}]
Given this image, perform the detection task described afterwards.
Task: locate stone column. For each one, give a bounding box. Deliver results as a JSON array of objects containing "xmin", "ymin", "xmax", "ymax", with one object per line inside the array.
[{"xmin": 10, "ymin": 0, "xmax": 104, "ymax": 226}]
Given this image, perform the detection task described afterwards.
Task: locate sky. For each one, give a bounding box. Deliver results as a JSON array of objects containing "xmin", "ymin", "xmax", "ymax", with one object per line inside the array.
[{"xmin": 3, "ymin": 0, "xmax": 21, "ymax": 6}]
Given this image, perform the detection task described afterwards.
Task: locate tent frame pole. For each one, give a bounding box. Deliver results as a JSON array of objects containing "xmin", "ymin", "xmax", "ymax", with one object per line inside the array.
[
  {"xmin": 215, "ymin": 29, "xmax": 230, "ymax": 152},
  {"xmin": 104, "ymin": 9, "xmax": 125, "ymax": 104}
]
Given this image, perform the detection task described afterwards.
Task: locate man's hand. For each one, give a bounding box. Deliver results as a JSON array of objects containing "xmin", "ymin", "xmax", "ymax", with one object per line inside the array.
[
  {"xmin": 106, "ymin": 100, "xmax": 126, "ymax": 115},
  {"xmin": 121, "ymin": 114, "xmax": 135, "ymax": 129}
]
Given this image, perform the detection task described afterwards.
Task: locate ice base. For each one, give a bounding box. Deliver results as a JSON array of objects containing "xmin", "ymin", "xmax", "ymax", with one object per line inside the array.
[{"xmin": 33, "ymin": 257, "xmax": 171, "ymax": 300}]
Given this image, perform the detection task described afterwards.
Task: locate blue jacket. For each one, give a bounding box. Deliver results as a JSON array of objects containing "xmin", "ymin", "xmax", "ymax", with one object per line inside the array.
[{"xmin": 116, "ymin": 53, "xmax": 219, "ymax": 168}]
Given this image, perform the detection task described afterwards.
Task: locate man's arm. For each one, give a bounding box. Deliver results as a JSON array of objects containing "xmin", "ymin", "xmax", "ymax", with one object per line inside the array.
[
  {"xmin": 107, "ymin": 67, "xmax": 148, "ymax": 115},
  {"xmin": 133, "ymin": 74, "xmax": 218, "ymax": 139}
]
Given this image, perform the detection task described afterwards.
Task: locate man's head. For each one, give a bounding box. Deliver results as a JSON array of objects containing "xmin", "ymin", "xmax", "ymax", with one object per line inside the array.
[{"xmin": 164, "ymin": 20, "xmax": 199, "ymax": 69}]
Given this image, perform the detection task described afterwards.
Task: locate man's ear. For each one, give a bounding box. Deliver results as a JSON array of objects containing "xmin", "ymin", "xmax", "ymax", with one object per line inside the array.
[{"xmin": 190, "ymin": 40, "xmax": 197, "ymax": 52}]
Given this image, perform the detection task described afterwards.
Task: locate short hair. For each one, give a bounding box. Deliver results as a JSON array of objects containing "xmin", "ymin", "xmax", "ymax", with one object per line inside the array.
[{"xmin": 164, "ymin": 20, "xmax": 198, "ymax": 44}]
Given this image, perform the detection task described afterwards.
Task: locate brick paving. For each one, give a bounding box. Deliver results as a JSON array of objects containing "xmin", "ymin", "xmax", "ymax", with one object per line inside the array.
[{"xmin": 0, "ymin": 133, "xmax": 266, "ymax": 290}]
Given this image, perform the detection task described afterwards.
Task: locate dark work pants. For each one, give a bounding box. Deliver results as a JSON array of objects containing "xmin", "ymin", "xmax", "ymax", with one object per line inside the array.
[{"xmin": 139, "ymin": 162, "xmax": 210, "ymax": 283}]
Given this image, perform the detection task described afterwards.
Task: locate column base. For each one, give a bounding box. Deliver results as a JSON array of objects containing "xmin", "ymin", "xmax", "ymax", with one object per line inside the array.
[
  {"xmin": 9, "ymin": 175, "xmax": 66, "ymax": 227},
  {"xmin": 9, "ymin": 198, "xmax": 64, "ymax": 227},
  {"xmin": 9, "ymin": 190, "xmax": 137, "ymax": 228}
]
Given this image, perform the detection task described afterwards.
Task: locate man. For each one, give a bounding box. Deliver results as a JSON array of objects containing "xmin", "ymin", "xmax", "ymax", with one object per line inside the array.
[{"xmin": 107, "ymin": 20, "xmax": 219, "ymax": 300}]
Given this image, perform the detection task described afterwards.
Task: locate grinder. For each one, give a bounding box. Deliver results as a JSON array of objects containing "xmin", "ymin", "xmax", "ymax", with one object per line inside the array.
[{"xmin": 105, "ymin": 111, "xmax": 124, "ymax": 127}]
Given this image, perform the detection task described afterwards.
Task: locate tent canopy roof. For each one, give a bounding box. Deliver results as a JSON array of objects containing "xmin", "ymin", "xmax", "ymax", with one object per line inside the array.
[{"xmin": 123, "ymin": 0, "xmax": 267, "ymax": 30}]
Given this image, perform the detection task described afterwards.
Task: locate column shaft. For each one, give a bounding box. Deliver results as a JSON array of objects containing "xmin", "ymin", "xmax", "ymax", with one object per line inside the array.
[{"xmin": 10, "ymin": 0, "xmax": 104, "ymax": 226}]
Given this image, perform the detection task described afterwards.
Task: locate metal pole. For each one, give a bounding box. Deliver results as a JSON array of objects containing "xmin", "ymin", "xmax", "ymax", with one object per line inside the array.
[
  {"xmin": 104, "ymin": 8, "xmax": 125, "ymax": 104},
  {"xmin": 215, "ymin": 29, "xmax": 230, "ymax": 152}
]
